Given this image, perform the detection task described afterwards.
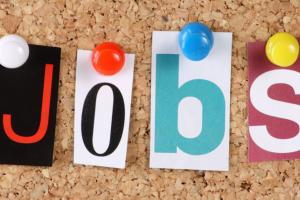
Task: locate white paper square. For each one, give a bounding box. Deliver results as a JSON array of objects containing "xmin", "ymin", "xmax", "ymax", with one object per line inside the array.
[
  {"xmin": 150, "ymin": 31, "xmax": 232, "ymax": 171},
  {"xmin": 74, "ymin": 50, "xmax": 134, "ymax": 168}
]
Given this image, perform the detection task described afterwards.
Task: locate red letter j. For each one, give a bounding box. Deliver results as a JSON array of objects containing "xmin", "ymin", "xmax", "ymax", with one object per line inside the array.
[{"xmin": 3, "ymin": 64, "xmax": 53, "ymax": 144}]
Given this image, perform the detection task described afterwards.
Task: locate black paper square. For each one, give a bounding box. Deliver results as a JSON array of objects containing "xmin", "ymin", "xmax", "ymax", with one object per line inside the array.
[{"xmin": 0, "ymin": 44, "xmax": 60, "ymax": 166}]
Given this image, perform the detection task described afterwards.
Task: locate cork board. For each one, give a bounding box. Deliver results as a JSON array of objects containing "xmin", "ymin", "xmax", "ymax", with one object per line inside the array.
[{"xmin": 0, "ymin": 0, "xmax": 300, "ymax": 199}]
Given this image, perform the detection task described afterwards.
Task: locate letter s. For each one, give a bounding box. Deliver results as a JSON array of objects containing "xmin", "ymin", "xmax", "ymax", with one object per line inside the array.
[{"xmin": 250, "ymin": 69, "xmax": 300, "ymax": 153}]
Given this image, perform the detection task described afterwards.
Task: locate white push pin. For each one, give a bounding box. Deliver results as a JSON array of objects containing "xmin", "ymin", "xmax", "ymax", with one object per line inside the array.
[{"xmin": 0, "ymin": 34, "xmax": 29, "ymax": 69}]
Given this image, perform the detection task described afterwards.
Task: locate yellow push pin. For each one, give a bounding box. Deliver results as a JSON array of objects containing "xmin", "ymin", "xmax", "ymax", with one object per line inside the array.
[{"xmin": 265, "ymin": 32, "xmax": 299, "ymax": 67}]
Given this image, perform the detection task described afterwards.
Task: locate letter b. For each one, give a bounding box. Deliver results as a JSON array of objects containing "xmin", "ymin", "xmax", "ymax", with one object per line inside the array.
[{"xmin": 155, "ymin": 54, "xmax": 225, "ymax": 155}]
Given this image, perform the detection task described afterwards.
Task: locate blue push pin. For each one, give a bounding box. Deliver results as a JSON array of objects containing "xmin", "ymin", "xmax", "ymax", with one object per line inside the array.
[{"xmin": 179, "ymin": 22, "xmax": 214, "ymax": 61}]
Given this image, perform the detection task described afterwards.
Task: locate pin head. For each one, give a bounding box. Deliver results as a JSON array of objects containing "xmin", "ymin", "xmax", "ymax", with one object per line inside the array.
[
  {"xmin": 0, "ymin": 34, "xmax": 29, "ymax": 69},
  {"xmin": 91, "ymin": 42, "xmax": 125, "ymax": 75},
  {"xmin": 265, "ymin": 32, "xmax": 299, "ymax": 67},
  {"xmin": 179, "ymin": 22, "xmax": 214, "ymax": 61}
]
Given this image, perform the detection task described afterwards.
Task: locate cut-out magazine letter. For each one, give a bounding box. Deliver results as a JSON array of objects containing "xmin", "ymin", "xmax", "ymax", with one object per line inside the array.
[
  {"xmin": 248, "ymin": 40, "xmax": 300, "ymax": 162},
  {"xmin": 0, "ymin": 45, "xmax": 61, "ymax": 166},
  {"xmin": 74, "ymin": 49, "xmax": 134, "ymax": 168},
  {"xmin": 150, "ymin": 31, "xmax": 232, "ymax": 171}
]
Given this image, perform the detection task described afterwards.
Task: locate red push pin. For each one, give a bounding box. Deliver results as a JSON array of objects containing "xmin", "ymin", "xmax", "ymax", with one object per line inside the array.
[{"xmin": 91, "ymin": 42, "xmax": 125, "ymax": 75}]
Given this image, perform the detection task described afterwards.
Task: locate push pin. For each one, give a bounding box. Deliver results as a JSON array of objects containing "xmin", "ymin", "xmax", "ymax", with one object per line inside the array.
[
  {"xmin": 0, "ymin": 34, "xmax": 29, "ymax": 69},
  {"xmin": 178, "ymin": 22, "xmax": 214, "ymax": 61},
  {"xmin": 91, "ymin": 42, "xmax": 125, "ymax": 75},
  {"xmin": 265, "ymin": 32, "xmax": 299, "ymax": 67}
]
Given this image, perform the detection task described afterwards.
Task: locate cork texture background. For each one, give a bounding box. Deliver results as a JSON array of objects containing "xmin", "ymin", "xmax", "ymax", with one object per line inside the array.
[{"xmin": 0, "ymin": 0, "xmax": 300, "ymax": 199}]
